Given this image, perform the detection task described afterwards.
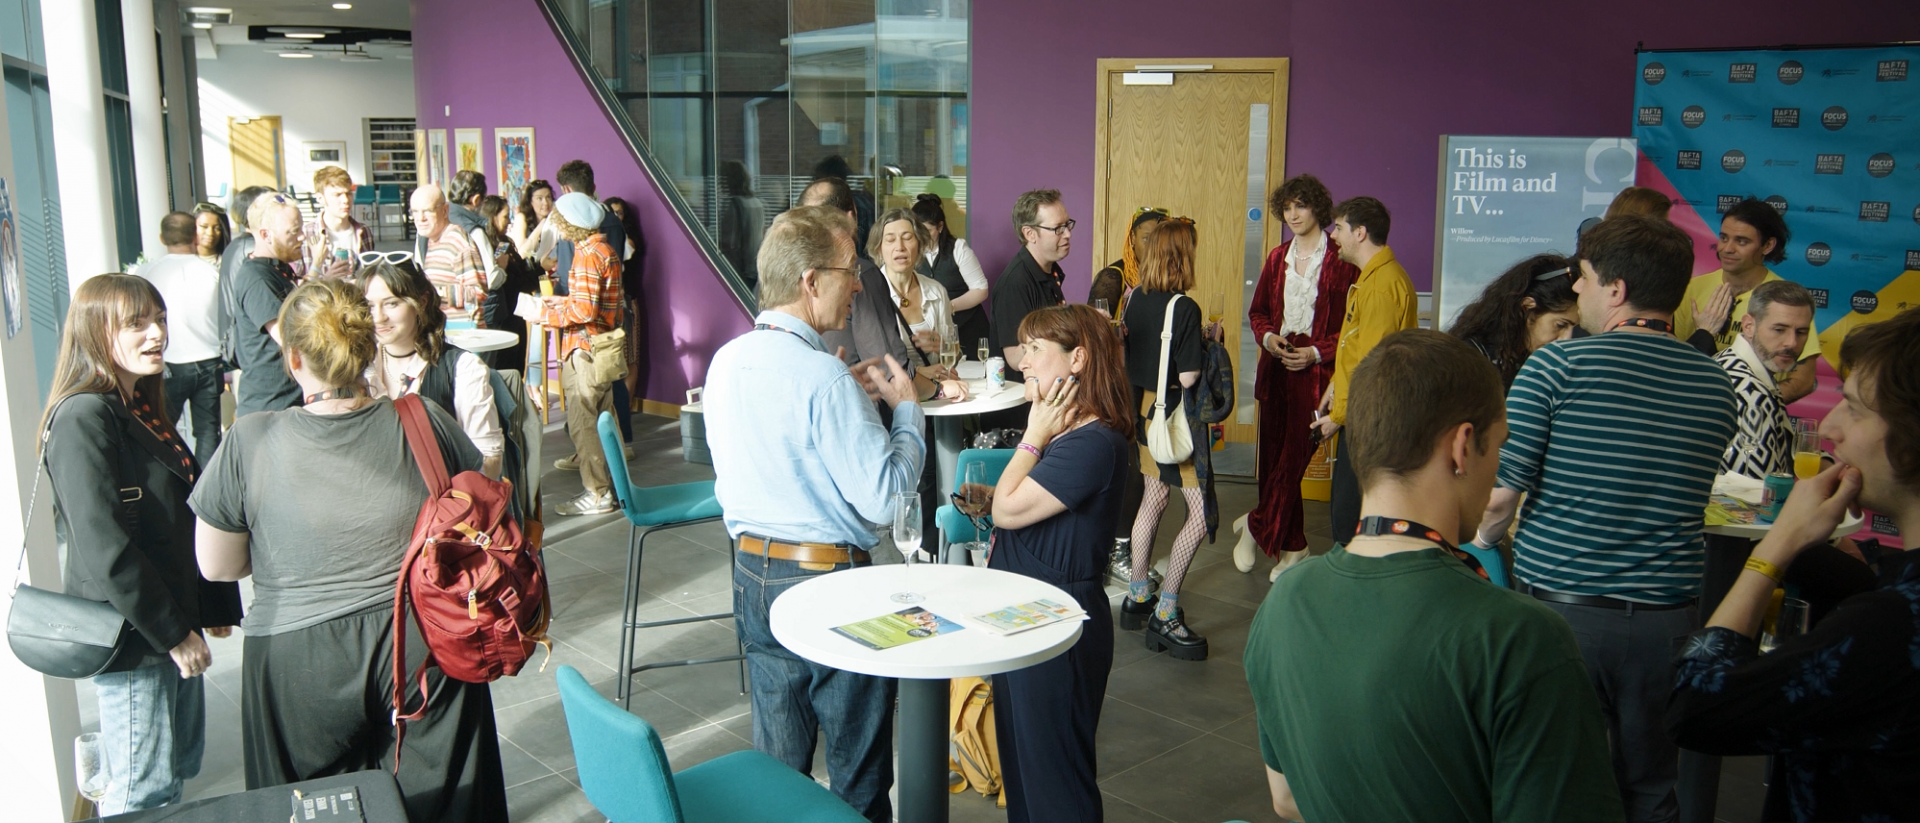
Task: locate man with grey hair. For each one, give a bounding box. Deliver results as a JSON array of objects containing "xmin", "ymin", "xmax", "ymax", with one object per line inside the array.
[
  {"xmin": 1715, "ymin": 278, "xmax": 1816, "ymax": 479},
  {"xmin": 412, "ymin": 183, "xmax": 488, "ymax": 316},
  {"xmin": 703, "ymin": 204, "xmax": 923, "ymax": 822},
  {"xmin": 990, "ymin": 188, "xmax": 1071, "ymax": 382}
]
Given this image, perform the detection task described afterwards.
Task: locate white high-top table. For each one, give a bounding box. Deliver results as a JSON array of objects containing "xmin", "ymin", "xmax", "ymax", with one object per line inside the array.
[
  {"xmin": 769, "ymin": 564, "xmax": 1082, "ymax": 823},
  {"xmin": 919, "ymin": 360, "xmax": 1029, "ymax": 502}
]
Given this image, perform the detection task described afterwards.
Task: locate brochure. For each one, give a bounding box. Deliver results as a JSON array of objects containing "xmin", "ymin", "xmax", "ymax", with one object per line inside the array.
[
  {"xmin": 831, "ymin": 607, "xmax": 966, "ymax": 651},
  {"xmin": 1706, "ymin": 494, "xmax": 1763, "ymax": 527},
  {"xmin": 969, "ymin": 598, "xmax": 1087, "ymax": 636}
]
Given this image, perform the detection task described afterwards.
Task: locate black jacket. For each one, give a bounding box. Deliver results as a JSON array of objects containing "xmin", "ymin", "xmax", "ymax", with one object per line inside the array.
[{"xmin": 45, "ymin": 391, "xmax": 242, "ymax": 667}]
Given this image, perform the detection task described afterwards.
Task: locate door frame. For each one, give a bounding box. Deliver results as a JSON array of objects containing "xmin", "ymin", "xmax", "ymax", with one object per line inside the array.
[{"xmin": 1090, "ymin": 58, "xmax": 1290, "ymax": 284}]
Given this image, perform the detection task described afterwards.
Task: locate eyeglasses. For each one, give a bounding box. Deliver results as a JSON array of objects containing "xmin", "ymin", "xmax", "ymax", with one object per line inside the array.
[
  {"xmin": 813, "ymin": 265, "xmax": 860, "ymax": 278},
  {"xmin": 1029, "ymin": 219, "xmax": 1076, "ymax": 236},
  {"xmin": 359, "ymin": 250, "xmax": 415, "ymax": 266}
]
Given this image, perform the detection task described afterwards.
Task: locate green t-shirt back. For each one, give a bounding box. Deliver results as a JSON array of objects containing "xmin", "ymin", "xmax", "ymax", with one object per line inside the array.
[{"xmin": 1243, "ymin": 547, "xmax": 1625, "ymax": 823}]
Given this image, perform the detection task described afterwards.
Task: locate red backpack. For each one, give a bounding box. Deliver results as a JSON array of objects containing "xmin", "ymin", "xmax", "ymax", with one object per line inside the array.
[{"xmin": 390, "ymin": 395, "xmax": 550, "ymax": 730}]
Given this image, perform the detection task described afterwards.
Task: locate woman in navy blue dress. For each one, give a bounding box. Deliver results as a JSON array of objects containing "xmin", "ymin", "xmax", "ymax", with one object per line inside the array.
[{"xmin": 968, "ymin": 304, "xmax": 1132, "ymax": 823}]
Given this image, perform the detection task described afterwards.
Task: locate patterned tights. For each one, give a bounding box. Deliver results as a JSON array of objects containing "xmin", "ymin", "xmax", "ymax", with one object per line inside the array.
[{"xmin": 1130, "ymin": 475, "xmax": 1206, "ymax": 597}]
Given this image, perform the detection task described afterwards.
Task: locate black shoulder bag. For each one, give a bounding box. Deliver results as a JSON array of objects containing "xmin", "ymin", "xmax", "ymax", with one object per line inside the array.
[{"xmin": 7, "ymin": 404, "xmax": 135, "ymax": 679}]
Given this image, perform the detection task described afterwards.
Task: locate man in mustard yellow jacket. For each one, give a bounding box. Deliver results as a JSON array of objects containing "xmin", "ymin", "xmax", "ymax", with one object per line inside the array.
[{"xmin": 1311, "ymin": 196, "xmax": 1418, "ymax": 548}]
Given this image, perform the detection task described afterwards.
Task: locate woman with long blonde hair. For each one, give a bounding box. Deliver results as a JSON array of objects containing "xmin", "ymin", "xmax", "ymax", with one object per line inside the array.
[{"xmin": 40, "ymin": 273, "xmax": 241, "ymax": 813}]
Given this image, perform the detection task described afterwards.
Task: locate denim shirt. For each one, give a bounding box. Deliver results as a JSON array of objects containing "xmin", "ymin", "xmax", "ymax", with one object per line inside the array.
[{"xmin": 705, "ymin": 310, "xmax": 925, "ymax": 549}]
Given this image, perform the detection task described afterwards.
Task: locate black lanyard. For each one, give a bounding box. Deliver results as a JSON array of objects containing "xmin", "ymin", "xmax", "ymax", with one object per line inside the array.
[
  {"xmin": 1356, "ymin": 516, "xmax": 1491, "ymax": 582},
  {"xmin": 303, "ymin": 385, "xmax": 367, "ymax": 405},
  {"xmin": 754, "ymin": 322, "xmax": 820, "ymax": 353},
  {"xmin": 1606, "ymin": 317, "xmax": 1674, "ymax": 334}
]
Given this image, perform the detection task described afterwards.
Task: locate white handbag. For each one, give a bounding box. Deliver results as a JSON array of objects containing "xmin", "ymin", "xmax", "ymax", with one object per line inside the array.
[{"xmin": 1145, "ymin": 294, "xmax": 1194, "ymax": 464}]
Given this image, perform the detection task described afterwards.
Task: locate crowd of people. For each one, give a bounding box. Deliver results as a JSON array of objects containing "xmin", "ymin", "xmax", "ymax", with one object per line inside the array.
[{"xmin": 35, "ymin": 148, "xmax": 1916, "ymax": 823}]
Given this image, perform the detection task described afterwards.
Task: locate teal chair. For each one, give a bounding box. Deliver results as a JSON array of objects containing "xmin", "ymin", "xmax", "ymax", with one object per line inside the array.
[
  {"xmin": 556, "ymin": 665, "xmax": 868, "ymax": 823},
  {"xmin": 933, "ymin": 448, "xmax": 1014, "ymax": 562},
  {"xmin": 597, "ymin": 412, "xmax": 744, "ymax": 708},
  {"xmin": 1461, "ymin": 541, "xmax": 1509, "ymax": 589}
]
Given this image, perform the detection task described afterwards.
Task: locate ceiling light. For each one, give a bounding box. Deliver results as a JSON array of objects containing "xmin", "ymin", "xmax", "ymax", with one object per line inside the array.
[
  {"xmin": 278, "ymin": 52, "xmax": 313, "ymax": 58},
  {"xmin": 332, "ymin": 2, "xmax": 353, "ymax": 8},
  {"xmin": 286, "ymin": 32, "xmax": 327, "ymax": 39},
  {"xmin": 185, "ymin": 6, "xmax": 232, "ymax": 12},
  {"xmin": 191, "ymin": 21, "xmax": 213, "ymax": 29}
]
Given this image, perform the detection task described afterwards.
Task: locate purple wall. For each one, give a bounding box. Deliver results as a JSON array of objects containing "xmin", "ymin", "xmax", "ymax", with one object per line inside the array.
[
  {"xmin": 412, "ymin": 0, "xmax": 751, "ymax": 404},
  {"xmin": 970, "ymin": 0, "xmax": 1920, "ymax": 295}
]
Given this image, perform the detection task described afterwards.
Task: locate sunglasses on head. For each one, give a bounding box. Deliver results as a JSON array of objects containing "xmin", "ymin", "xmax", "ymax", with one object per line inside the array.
[{"xmin": 359, "ymin": 250, "xmax": 415, "ymax": 266}]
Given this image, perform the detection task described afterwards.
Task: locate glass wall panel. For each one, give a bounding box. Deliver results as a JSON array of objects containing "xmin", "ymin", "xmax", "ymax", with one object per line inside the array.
[{"xmin": 542, "ymin": 0, "xmax": 968, "ymax": 309}]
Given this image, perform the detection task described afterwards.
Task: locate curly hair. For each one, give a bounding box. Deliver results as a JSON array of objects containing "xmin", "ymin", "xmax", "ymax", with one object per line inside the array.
[
  {"xmin": 1839, "ymin": 306, "xmax": 1920, "ymax": 487},
  {"xmin": 1447, "ymin": 253, "xmax": 1578, "ymax": 388},
  {"xmin": 1269, "ymin": 174, "xmax": 1333, "ymax": 231}
]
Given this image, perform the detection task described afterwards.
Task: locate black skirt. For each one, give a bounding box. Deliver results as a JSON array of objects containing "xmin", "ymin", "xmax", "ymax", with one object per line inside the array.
[{"xmin": 240, "ymin": 605, "xmax": 508, "ymax": 823}]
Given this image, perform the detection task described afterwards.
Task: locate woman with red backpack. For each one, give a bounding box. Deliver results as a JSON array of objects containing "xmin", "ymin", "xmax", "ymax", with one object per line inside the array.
[{"xmin": 191, "ymin": 277, "xmax": 506, "ymax": 822}]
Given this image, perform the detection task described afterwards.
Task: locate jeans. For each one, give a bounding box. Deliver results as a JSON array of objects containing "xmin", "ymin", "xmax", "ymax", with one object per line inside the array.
[
  {"xmin": 732, "ymin": 549, "xmax": 894, "ymax": 823},
  {"xmin": 162, "ymin": 358, "xmax": 224, "ymax": 462},
  {"xmin": 93, "ymin": 661, "xmax": 206, "ymax": 815},
  {"xmin": 1538, "ymin": 597, "xmax": 1698, "ymax": 823}
]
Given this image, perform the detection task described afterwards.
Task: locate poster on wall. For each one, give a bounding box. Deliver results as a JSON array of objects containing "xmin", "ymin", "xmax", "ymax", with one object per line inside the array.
[
  {"xmin": 495, "ymin": 128, "xmax": 535, "ymax": 209},
  {"xmin": 427, "ymin": 129, "xmax": 448, "ymax": 187},
  {"xmin": 413, "ymin": 129, "xmax": 428, "ymax": 186},
  {"xmin": 0, "ymin": 178, "xmax": 20, "ymax": 338},
  {"xmin": 1432, "ymin": 135, "xmax": 1638, "ymax": 331},
  {"xmin": 1632, "ymin": 44, "xmax": 1919, "ymax": 366},
  {"xmin": 454, "ymin": 128, "xmax": 483, "ymax": 175}
]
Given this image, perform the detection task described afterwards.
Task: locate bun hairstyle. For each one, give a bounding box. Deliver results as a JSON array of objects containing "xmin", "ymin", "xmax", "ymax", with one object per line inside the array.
[
  {"xmin": 910, "ymin": 194, "xmax": 955, "ymax": 258},
  {"xmin": 278, "ymin": 277, "xmax": 378, "ymax": 391}
]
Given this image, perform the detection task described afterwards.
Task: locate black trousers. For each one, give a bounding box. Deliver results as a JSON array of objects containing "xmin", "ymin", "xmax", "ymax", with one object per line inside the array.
[
  {"xmin": 1329, "ymin": 432, "xmax": 1360, "ymax": 545},
  {"xmin": 992, "ymin": 584, "xmax": 1112, "ymax": 823},
  {"xmin": 162, "ymin": 358, "xmax": 224, "ymax": 462},
  {"xmin": 241, "ymin": 606, "xmax": 508, "ymax": 823}
]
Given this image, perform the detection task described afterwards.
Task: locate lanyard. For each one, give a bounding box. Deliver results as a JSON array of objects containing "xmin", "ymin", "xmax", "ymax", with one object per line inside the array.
[
  {"xmin": 304, "ymin": 385, "xmax": 368, "ymax": 405},
  {"xmin": 754, "ymin": 322, "xmax": 820, "ymax": 353},
  {"xmin": 1355, "ymin": 516, "xmax": 1491, "ymax": 582},
  {"xmin": 1606, "ymin": 317, "xmax": 1674, "ymax": 334}
]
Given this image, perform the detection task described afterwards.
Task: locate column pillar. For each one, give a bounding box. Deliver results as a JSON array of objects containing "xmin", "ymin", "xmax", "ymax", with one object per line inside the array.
[
  {"xmin": 156, "ymin": 0, "xmax": 200, "ymax": 207},
  {"xmin": 42, "ymin": 0, "xmax": 121, "ymax": 286},
  {"xmin": 124, "ymin": 0, "xmax": 171, "ymax": 258}
]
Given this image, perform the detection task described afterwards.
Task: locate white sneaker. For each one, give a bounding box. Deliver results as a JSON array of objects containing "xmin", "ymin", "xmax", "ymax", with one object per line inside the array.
[
  {"xmin": 1231, "ymin": 513, "xmax": 1256, "ymax": 573},
  {"xmin": 554, "ymin": 489, "xmax": 618, "ymax": 516}
]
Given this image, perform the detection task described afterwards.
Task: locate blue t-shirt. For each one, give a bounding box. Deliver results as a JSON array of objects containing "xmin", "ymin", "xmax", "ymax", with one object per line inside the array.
[
  {"xmin": 988, "ymin": 423, "xmax": 1129, "ymax": 597},
  {"xmin": 1499, "ymin": 331, "xmax": 1736, "ymax": 603}
]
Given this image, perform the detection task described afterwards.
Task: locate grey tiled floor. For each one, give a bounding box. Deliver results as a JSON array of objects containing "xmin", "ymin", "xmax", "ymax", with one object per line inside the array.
[{"xmin": 84, "ymin": 412, "xmax": 1770, "ymax": 822}]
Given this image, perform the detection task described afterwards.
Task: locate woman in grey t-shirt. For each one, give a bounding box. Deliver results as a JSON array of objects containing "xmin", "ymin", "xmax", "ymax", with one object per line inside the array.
[{"xmin": 191, "ymin": 278, "xmax": 505, "ymax": 822}]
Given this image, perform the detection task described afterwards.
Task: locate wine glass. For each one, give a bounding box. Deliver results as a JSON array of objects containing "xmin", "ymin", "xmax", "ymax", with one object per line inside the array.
[
  {"xmin": 977, "ymin": 338, "xmax": 991, "ymax": 365},
  {"xmin": 890, "ymin": 492, "xmax": 925, "ymax": 604},
  {"xmin": 76, "ymin": 733, "xmax": 110, "ymax": 807},
  {"xmin": 940, "ymin": 339, "xmax": 961, "ymax": 374},
  {"xmin": 1093, "ymin": 298, "xmax": 1111, "ymax": 318},
  {"xmin": 1208, "ymin": 291, "xmax": 1226, "ymax": 323},
  {"xmin": 962, "ymin": 463, "xmax": 991, "ymax": 523}
]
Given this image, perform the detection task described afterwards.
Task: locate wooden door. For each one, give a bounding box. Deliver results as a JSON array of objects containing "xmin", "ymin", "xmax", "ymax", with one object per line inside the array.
[
  {"xmin": 1094, "ymin": 60, "xmax": 1288, "ymax": 446},
  {"xmin": 230, "ymin": 116, "xmax": 284, "ymax": 191}
]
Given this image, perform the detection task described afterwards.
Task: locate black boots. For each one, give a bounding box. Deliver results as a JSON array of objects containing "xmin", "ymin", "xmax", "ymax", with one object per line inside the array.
[
  {"xmin": 1145, "ymin": 607, "xmax": 1209, "ymax": 661},
  {"xmin": 1119, "ymin": 595, "xmax": 1156, "ymax": 631}
]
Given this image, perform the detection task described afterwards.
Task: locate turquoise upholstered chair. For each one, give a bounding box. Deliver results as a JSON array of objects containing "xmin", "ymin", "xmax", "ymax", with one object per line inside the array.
[
  {"xmin": 556, "ymin": 665, "xmax": 868, "ymax": 823},
  {"xmin": 933, "ymin": 448, "xmax": 1014, "ymax": 562},
  {"xmin": 597, "ymin": 412, "xmax": 743, "ymax": 708},
  {"xmin": 1461, "ymin": 541, "xmax": 1509, "ymax": 589}
]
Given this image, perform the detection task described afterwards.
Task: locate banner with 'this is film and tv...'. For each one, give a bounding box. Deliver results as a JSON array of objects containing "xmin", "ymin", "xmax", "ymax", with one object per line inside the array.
[{"xmin": 1632, "ymin": 44, "xmax": 1919, "ymax": 366}]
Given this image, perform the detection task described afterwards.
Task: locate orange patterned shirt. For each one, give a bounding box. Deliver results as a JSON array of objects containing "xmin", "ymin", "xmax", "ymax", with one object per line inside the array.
[{"xmin": 541, "ymin": 233, "xmax": 622, "ymax": 360}]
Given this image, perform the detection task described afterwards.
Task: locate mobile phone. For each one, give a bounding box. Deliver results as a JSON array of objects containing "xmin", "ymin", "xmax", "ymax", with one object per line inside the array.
[{"xmin": 1308, "ymin": 409, "xmax": 1326, "ymax": 446}]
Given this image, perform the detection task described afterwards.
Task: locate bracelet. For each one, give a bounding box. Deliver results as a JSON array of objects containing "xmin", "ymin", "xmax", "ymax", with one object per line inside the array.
[
  {"xmin": 1016, "ymin": 443, "xmax": 1042, "ymax": 460},
  {"xmin": 1743, "ymin": 556, "xmax": 1786, "ymax": 585}
]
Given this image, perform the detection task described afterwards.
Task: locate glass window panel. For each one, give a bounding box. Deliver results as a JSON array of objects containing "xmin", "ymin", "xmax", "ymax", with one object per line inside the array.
[{"xmin": 712, "ymin": 0, "xmax": 788, "ymax": 292}]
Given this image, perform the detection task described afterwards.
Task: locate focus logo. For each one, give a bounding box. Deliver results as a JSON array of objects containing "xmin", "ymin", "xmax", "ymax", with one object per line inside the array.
[
  {"xmin": 1851, "ymin": 291, "xmax": 1879, "ymax": 314},
  {"xmin": 1779, "ymin": 60, "xmax": 1804, "ymax": 84},
  {"xmin": 1676, "ymin": 151, "xmax": 1702, "ymax": 170},
  {"xmin": 1860, "ymin": 201, "xmax": 1891, "ymax": 222},
  {"xmin": 1717, "ymin": 195, "xmax": 1745, "ymax": 213},
  {"xmin": 1772, "ymin": 107, "xmax": 1800, "ymax": 128},
  {"xmin": 1810, "ymin": 287, "xmax": 1830, "ymax": 308},
  {"xmin": 1880, "ymin": 60, "xmax": 1909, "ymax": 82},
  {"xmin": 1644, "ymin": 63, "xmax": 1667, "ymax": 84},
  {"xmin": 1815, "ymin": 154, "xmax": 1846, "ymax": 175},
  {"xmin": 1822, "ymin": 106, "xmax": 1849, "ymax": 130},
  {"xmin": 1765, "ymin": 195, "xmax": 1789, "ymax": 213},
  {"xmin": 1721, "ymin": 150, "xmax": 1747, "ymax": 173},
  {"xmin": 1729, "ymin": 62, "xmax": 1757, "ymax": 83},
  {"xmin": 1638, "ymin": 107, "xmax": 1664, "ymax": 126},
  {"xmin": 1806, "ymin": 242, "xmax": 1832, "ymax": 266},
  {"xmin": 1682, "ymin": 106, "xmax": 1707, "ymax": 128},
  {"xmin": 1867, "ymin": 153, "xmax": 1895, "ymax": 178}
]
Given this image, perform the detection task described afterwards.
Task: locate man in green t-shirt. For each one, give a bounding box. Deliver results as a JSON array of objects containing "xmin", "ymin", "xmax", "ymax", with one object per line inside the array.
[{"xmin": 1243, "ymin": 329, "xmax": 1623, "ymax": 823}]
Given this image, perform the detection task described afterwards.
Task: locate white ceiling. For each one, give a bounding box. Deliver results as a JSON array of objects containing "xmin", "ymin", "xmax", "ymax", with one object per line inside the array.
[{"xmin": 186, "ymin": 0, "xmax": 410, "ymax": 32}]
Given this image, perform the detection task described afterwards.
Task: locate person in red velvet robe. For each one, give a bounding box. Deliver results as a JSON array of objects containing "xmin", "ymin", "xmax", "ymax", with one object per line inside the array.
[{"xmin": 1235, "ymin": 175, "xmax": 1359, "ymax": 579}]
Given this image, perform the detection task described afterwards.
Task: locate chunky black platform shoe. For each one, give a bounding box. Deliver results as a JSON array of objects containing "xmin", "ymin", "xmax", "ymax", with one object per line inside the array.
[
  {"xmin": 1119, "ymin": 595, "xmax": 1156, "ymax": 631},
  {"xmin": 1144, "ymin": 607, "xmax": 1208, "ymax": 661}
]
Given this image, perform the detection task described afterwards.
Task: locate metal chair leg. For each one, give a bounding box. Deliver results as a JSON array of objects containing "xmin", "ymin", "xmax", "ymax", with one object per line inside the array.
[
  {"xmin": 614, "ymin": 524, "xmax": 640, "ymax": 703},
  {"xmin": 615, "ymin": 516, "xmax": 747, "ymax": 711}
]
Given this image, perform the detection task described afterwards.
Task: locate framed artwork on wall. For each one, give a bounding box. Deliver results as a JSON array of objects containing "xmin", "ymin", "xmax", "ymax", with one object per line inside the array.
[
  {"xmin": 413, "ymin": 129, "xmax": 428, "ymax": 185},
  {"xmin": 454, "ymin": 128, "xmax": 482, "ymax": 175},
  {"xmin": 495, "ymin": 128, "xmax": 535, "ymax": 208},
  {"xmin": 427, "ymin": 129, "xmax": 448, "ymax": 187}
]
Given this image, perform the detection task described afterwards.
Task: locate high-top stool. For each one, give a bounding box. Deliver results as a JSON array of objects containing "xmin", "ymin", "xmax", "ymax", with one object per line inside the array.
[{"xmin": 596, "ymin": 412, "xmax": 745, "ymax": 708}]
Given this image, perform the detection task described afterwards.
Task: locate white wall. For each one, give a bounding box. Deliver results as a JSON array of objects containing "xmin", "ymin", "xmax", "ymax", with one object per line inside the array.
[{"xmin": 196, "ymin": 46, "xmax": 415, "ymax": 201}]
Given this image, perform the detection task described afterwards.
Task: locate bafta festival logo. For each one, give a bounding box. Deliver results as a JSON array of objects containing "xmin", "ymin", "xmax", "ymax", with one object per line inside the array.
[
  {"xmin": 1859, "ymin": 202, "xmax": 1891, "ymax": 222},
  {"xmin": 1815, "ymin": 154, "xmax": 1846, "ymax": 175},
  {"xmin": 1906, "ymin": 250, "xmax": 1920, "ymax": 271},
  {"xmin": 1638, "ymin": 106, "xmax": 1664, "ymax": 126},
  {"xmin": 1772, "ymin": 108, "xmax": 1800, "ymax": 128},
  {"xmin": 1879, "ymin": 60, "xmax": 1909, "ymax": 82},
  {"xmin": 1717, "ymin": 195, "xmax": 1746, "ymax": 213},
  {"xmin": 1729, "ymin": 62, "xmax": 1758, "ymax": 83},
  {"xmin": 1676, "ymin": 151, "xmax": 1702, "ymax": 170},
  {"xmin": 1810, "ymin": 287, "xmax": 1830, "ymax": 308}
]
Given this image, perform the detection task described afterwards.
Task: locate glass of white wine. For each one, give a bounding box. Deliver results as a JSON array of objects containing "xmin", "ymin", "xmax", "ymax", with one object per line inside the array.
[
  {"xmin": 890, "ymin": 492, "xmax": 925, "ymax": 604},
  {"xmin": 76, "ymin": 733, "xmax": 110, "ymax": 808},
  {"xmin": 977, "ymin": 338, "xmax": 991, "ymax": 365},
  {"xmin": 940, "ymin": 339, "xmax": 961, "ymax": 374}
]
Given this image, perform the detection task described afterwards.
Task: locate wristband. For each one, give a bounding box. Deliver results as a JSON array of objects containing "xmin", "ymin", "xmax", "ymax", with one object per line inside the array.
[
  {"xmin": 1016, "ymin": 443, "xmax": 1042, "ymax": 460},
  {"xmin": 1743, "ymin": 556, "xmax": 1786, "ymax": 585}
]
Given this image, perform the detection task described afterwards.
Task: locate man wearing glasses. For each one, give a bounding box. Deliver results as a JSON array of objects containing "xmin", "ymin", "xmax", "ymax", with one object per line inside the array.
[{"xmin": 990, "ymin": 189, "xmax": 1073, "ymax": 382}]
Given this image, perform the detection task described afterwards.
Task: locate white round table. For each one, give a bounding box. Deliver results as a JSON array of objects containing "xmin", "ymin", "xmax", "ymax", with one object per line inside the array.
[
  {"xmin": 445, "ymin": 328, "xmax": 521, "ymax": 354},
  {"xmin": 920, "ymin": 360, "xmax": 1029, "ymax": 505},
  {"xmin": 1703, "ymin": 473, "xmax": 1865, "ymax": 539},
  {"xmin": 769, "ymin": 564, "xmax": 1082, "ymax": 823}
]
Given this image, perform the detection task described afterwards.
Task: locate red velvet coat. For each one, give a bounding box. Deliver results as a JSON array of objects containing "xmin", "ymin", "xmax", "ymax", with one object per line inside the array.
[{"xmin": 1244, "ymin": 236, "xmax": 1359, "ymax": 555}]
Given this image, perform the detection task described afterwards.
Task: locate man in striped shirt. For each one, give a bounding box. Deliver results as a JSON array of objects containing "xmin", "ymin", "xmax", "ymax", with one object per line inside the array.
[{"xmin": 1472, "ymin": 215, "xmax": 1735, "ymax": 823}]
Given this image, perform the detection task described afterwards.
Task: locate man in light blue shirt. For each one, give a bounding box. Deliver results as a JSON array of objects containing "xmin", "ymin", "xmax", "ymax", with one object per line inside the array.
[{"xmin": 704, "ymin": 205, "xmax": 924, "ymax": 823}]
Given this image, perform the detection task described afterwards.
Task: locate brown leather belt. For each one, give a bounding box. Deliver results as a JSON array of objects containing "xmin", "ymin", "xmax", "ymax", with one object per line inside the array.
[{"xmin": 737, "ymin": 534, "xmax": 869, "ymax": 566}]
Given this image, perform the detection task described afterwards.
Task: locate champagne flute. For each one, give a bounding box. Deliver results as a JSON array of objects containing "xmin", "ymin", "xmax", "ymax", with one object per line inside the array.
[
  {"xmin": 1208, "ymin": 291, "xmax": 1226, "ymax": 323},
  {"xmin": 890, "ymin": 492, "xmax": 925, "ymax": 604},
  {"xmin": 940, "ymin": 339, "xmax": 960, "ymax": 373},
  {"xmin": 76, "ymin": 733, "xmax": 110, "ymax": 807},
  {"xmin": 977, "ymin": 338, "xmax": 991, "ymax": 365},
  {"xmin": 1093, "ymin": 298, "xmax": 1111, "ymax": 318}
]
